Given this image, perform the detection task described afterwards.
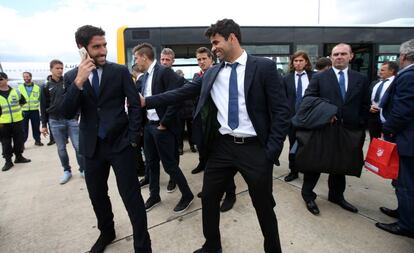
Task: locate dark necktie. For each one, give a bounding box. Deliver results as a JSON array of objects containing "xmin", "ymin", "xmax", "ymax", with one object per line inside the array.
[
  {"xmin": 228, "ymin": 62, "xmax": 239, "ymax": 130},
  {"xmin": 373, "ymin": 79, "xmax": 388, "ymax": 103},
  {"xmin": 92, "ymin": 69, "xmax": 100, "ymax": 97},
  {"xmin": 295, "ymin": 72, "xmax": 305, "ymax": 111},
  {"xmin": 338, "ymin": 71, "xmax": 346, "ymax": 100},
  {"xmin": 139, "ymin": 72, "xmax": 149, "ymax": 96},
  {"xmin": 92, "ymin": 69, "xmax": 106, "ymax": 139}
]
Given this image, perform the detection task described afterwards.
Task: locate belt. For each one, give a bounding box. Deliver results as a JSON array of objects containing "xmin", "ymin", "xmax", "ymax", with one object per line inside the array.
[
  {"xmin": 223, "ymin": 134, "xmax": 258, "ymax": 144},
  {"xmin": 148, "ymin": 120, "xmax": 160, "ymax": 125}
]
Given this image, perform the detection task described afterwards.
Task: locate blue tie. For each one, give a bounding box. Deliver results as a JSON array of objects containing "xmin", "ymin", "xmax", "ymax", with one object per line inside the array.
[
  {"xmin": 228, "ymin": 63, "xmax": 239, "ymax": 130},
  {"xmin": 139, "ymin": 72, "xmax": 149, "ymax": 96},
  {"xmin": 92, "ymin": 69, "xmax": 100, "ymax": 97},
  {"xmin": 373, "ymin": 79, "xmax": 388, "ymax": 103},
  {"xmin": 338, "ymin": 71, "xmax": 346, "ymax": 101},
  {"xmin": 296, "ymin": 73, "xmax": 305, "ymax": 111}
]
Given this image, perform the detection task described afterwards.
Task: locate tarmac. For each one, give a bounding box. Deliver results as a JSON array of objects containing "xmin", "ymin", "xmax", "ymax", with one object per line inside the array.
[{"xmin": 0, "ymin": 134, "xmax": 413, "ymax": 253}]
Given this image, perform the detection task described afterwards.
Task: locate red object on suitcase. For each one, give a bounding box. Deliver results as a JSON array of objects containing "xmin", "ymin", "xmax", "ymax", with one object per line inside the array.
[{"xmin": 364, "ymin": 138, "xmax": 399, "ymax": 179}]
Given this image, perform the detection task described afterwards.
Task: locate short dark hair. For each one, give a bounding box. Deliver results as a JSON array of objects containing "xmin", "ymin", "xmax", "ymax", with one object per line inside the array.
[
  {"xmin": 23, "ymin": 71, "xmax": 32, "ymax": 77},
  {"xmin": 288, "ymin": 50, "xmax": 312, "ymax": 72},
  {"xmin": 132, "ymin": 43, "xmax": 155, "ymax": 61},
  {"xmin": 205, "ymin": 19, "xmax": 242, "ymax": 44},
  {"xmin": 382, "ymin": 61, "xmax": 399, "ymax": 75},
  {"xmin": 195, "ymin": 47, "xmax": 214, "ymax": 59},
  {"xmin": 315, "ymin": 57, "xmax": 332, "ymax": 71},
  {"xmin": 75, "ymin": 25, "xmax": 105, "ymax": 48},
  {"xmin": 0, "ymin": 72, "xmax": 8, "ymax": 79},
  {"xmin": 50, "ymin": 59, "xmax": 63, "ymax": 69}
]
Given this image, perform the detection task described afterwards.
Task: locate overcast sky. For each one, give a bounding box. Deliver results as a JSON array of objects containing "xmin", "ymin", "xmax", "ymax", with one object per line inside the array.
[{"xmin": 1, "ymin": 0, "xmax": 413, "ymax": 63}]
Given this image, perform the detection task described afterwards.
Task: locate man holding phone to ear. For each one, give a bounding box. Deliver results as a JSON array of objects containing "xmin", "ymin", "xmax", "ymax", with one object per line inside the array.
[{"xmin": 61, "ymin": 25, "xmax": 151, "ymax": 253}]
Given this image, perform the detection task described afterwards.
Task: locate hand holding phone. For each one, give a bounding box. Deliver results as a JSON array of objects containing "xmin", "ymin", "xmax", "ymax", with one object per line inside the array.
[{"xmin": 79, "ymin": 47, "xmax": 89, "ymax": 61}]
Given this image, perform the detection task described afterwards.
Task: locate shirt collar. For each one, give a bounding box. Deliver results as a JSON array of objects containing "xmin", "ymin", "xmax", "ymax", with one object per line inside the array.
[
  {"xmin": 295, "ymin": 71, "xmax": 306, "ymax": 76},
  {"xmin": 382, "ymin": 75, "xmax": 395, "ymax": 82},
  {"xmin": 147, "ymin": 60, "xmax": 157, "ymax": 75},
  {"xmin": 225, "ymin": 50, "xmax": 247, "ymax": 67},
  {"xmin": 332, "ymin": 66, "xmax": 348, "ymax": 75}
]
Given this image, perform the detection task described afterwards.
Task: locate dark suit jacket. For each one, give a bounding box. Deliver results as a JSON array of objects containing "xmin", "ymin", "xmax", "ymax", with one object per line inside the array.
[
  {"xmin": 382, "ymin": 65, "xmax": 414, "ymax": 156},
  {"xmin": 146, "ymin": 55, "xmax": 290, "ymax": 162},
  {"xmin": 62, "ymin": 62, "xmax": 142, "ymax": 158},
  {"xmin": 283, "ymin": 70, "xmax": 316, "ymax": 118},
  {"xmin": 304, "ymin": 68, "xmax": 370, "ymax": 130},
  {"xmin": 142, "ymin": 63, "xmax": 182, "ymax": 136}
]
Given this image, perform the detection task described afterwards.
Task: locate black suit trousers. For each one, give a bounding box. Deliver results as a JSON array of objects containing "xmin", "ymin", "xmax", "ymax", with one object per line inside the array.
[
  {"xmin": 301, "ymin": 172, "xmax": 346, "ymax": 202},
  {"xmin": 0, "ymin": 121, "xmax": 25, "ymax": 160},
  {"xmin": 288, "ymin": 125, "xmax": 297, "ymax": 172},
  {"xmin": 201, "ymin": 135, "xmax": 281, "ymax": 253},
  {"xmin": 367, "ymin": 112, "xmax": 383, "ymax": 141},
  {"xmin": 84, "ymin": 139, "xmax": 151, "ymax": 252}
]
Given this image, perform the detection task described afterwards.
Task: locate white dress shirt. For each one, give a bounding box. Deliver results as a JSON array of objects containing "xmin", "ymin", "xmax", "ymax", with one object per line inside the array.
[
  {"xmin": 88, "ymin": 67, "xmax": 103, "ymax": 86},
  {"xmin": 210, "ymin": 50, "xmax": 256, "ymax": 137},
  {"xmin": 371, "ymin": 76, "xmax": 395, "ymax": 105},
  {"xmin": 144, "ymin": 60, "xmax": 159, "ymax": 121}
]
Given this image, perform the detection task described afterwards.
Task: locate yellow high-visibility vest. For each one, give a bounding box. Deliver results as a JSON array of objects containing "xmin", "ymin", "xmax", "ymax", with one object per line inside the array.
[
  {"xmin": 18, "ymin": 83, "xmax": 40, "ymax": 111},
  {"xmin": 0, "ymin": 88, "xmax": 24, "ymax": 124}
]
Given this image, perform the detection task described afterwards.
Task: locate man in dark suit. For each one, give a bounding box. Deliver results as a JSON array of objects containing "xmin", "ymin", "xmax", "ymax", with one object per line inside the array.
[
  {"xmin": 367, "ymin": 61, "xmax": 398, "ymax": 141},
  {"xmin": 142, "ymin": 19, "xmax": 290, "ymax": 253},
  {"xmin": 61, "ymin": 25, "xmax": 151, "ymax": 253},
  {"xmin": 133, "ymin": 43, "xmax": 194, "ymax": 213},
  {"xmin": 283, "ymin": 50, "xmax": 316, "ymax": 182},
  {"xmin": 376, "ymin": 39, "xmax": 414, "ymax": 239},
  {"xmin": 301, "ymin": 43, "xmax": 370, "ymax": 216}
]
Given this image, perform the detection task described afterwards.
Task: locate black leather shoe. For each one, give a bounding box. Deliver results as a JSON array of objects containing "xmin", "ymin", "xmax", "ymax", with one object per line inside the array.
[
  {"xmin": 2, "ymin": 161, "xmax": 14, "ymax": 171},
  {"xmin": 167, "ymin": 179, "xmax": 176, "ymax": 193},
  {"xmin": 14, "ymin": 155, "xmax": 31, "ymax": 163},
  {"xmin": 376, "ymin": 222, "xmax": 414, "ymax": 239},
  {"xmin": 329, "ymin": 198, "xmax": 358, "ymax": 213},
  {"xmin": 174, "ymin": 195, "xmax": 194, "ymax": 213},
  {"xmin": 34, "ymin": 141, "xmax": 44, "ymax": 146},
  {"xmin": 90, "ymin": 230, "xmax": 116, "ymax": 253},
  {"xmin": 305, "ymin": 200, "xmax": 320, "ymax": 215},
  {"xmin": 191, "ymin": 164, "xmax": 204, "ymax": 174},
  {"xmin": 47, "ymin": 140, "xmax": 55, "ymax": 146},
  {"xmin": 193, "ymin": 247, "xmax": 223, "ymax": 253},
  {"xmin": 220, "ymin": 196, "xmax": 236, "ymax": 212},
  {"xmin": 145, "ymin": 196, "xmax": 161, "ymax": 211},
  {"xmin": 379, "ymin": 206, "xmax": 399, "ymax": 219},
  {"xmin": 284, "ymin": 172, "xmax": 299, "ymax": 182}
]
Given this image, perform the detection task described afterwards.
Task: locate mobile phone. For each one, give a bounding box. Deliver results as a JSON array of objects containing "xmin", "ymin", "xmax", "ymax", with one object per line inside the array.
[{"xmin": 79, "ymin": 47, "xmax": 89, "ymax": 61}]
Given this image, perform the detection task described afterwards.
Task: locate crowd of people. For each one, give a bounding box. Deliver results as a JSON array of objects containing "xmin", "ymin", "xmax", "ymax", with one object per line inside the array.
[{"xmin": 0, "ymin": 18, "xmax": 413, "ymax": 253}]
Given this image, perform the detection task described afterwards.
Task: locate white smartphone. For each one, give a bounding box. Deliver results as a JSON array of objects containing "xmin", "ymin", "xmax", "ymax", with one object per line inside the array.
[{"xmin": 78, "ymin": 47, "xmax": 89, "ymax": 61}]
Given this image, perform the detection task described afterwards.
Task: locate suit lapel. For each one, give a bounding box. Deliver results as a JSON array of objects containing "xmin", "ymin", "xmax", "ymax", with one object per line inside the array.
[
  {"xmin": 244, "ymin": 55, "xmax": 256, "ymax": 98},
  {"xmin": 288, "ymin": 73, "xmax": 296, "ymax": 103},
  {"xmin": 195, "ymin": 63, "xmax": 224, "ymax": 116},
  {"xmin": 98, "ymin": 63, "xmax": 110, "ymax": 98},
  {"xmin": 328, "ymin": 68, "xmax": 343, "ymax": 103},
  {"xmin": 151, "ymin": 64, "xmax": 160, "ymax": 94}
]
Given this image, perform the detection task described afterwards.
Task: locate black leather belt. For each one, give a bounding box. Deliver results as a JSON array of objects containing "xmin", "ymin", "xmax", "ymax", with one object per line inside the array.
[
  {"xmin": 223, "ymin": 134, "xmax": 258, "ymax": 144},
  {"xmin": 148, "ymin": 120, "xmax": 160, "ymax": 125}
]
